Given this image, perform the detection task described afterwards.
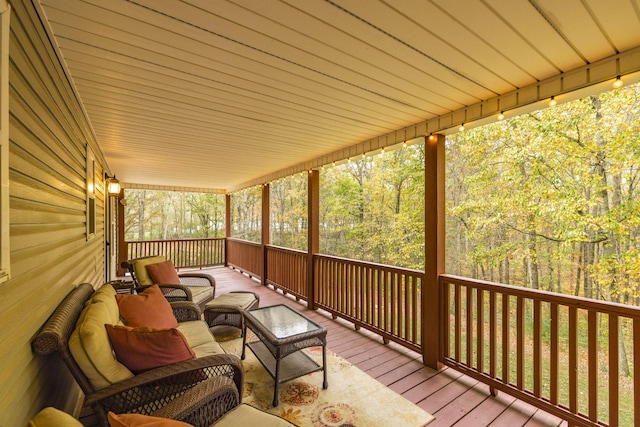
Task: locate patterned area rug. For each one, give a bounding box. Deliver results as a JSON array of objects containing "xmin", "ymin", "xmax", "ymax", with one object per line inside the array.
[{"xmin": 218, "ymin": 333, "xmax": 434, "ymax": 427}]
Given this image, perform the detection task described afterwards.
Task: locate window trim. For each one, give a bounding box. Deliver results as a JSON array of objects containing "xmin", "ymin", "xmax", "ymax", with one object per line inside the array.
[{"xmin": 0, "ymin": 1, "xmax": 11, "ymax": 283}]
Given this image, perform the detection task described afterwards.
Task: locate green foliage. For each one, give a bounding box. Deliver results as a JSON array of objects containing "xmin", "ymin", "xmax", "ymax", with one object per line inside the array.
[
  {"xmin": 124, "ymin": 190, "xmax": 225, "ymax": 240},
  {"xmin": 320, "ymin": 142, "xmax": 425, "ymax": 270},
  {"xmin": 446, "ymin": 82, "xmax": 640, "ymax": 302},
  {"xmin": 230, "ymin": 186, "xmax": 262, "ymax": 243},
  {"xmin": 270, "ymin": 174, "xmax": 308, "ymax": 251}
]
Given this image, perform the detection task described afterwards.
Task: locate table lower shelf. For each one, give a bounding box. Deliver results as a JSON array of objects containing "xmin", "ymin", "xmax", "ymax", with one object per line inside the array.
[{"xmin": 246, "ymin": 340, "xmax": 323, "ymax": 384}]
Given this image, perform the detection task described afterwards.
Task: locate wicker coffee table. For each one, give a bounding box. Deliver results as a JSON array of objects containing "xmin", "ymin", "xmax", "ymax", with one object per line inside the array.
[{"xmin": 242, "ymin": 304, "xmax": 328, "ymax": 406}]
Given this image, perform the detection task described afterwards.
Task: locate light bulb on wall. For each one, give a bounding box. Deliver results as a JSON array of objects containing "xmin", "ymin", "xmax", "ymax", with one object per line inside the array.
[
  {"xmin": 497, "ymin": 111, "xmax": 505, "ymax": 121},
  {"xmin": 549, "ymin": 97, "xmax": 557, "ymax": 107},
  {"xmin": 105, "ymin": 174, "xmax": 120, "ymax": 195},
  {"xmin": 459, "ymin": 123, "xmax": 465, "ymax": 132}
]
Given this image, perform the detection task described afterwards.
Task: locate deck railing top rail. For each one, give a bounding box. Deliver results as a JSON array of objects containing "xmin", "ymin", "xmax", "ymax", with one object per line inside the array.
[{"xmin": 442, "ymin": 273, "xmax": 640, "ymax": 317}]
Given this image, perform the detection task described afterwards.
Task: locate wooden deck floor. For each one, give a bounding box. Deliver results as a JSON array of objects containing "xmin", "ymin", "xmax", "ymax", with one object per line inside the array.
[{"xmin": 209, "ymin": 266, "xmax": 567, "ymax": 427}]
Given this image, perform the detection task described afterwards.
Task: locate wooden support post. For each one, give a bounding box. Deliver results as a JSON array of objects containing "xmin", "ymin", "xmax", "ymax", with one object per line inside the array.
[
  {"xmin": 116, "ymin": 187, "xmax": 126, "ymax": 277},
  {"xmin": 224, "ymin": 194, "xmax": 231, "ymax": 267},
  {"xmin": 308, "ymin": 170, "xmax": 319, "ymax": 310},
  {"xmin": 261, "ymin": 184, "xmax": 270, "ymax": 284},
  {"xmin": 423, "ymin": 134, "xmax": 445, "ymax": 369}
]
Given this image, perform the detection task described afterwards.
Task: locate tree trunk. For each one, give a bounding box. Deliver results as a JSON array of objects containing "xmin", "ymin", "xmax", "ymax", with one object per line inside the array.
[{"xmin": 137, "ymin": 191, "xmax": 146, "ymax": 240}]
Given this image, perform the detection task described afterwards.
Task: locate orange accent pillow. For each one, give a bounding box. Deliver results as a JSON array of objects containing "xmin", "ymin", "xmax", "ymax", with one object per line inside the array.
[
  {"xmin": 108, "ymin": 411, "xmax": 194, "ymax": 427},
  {"xmin": 116, "ymin": 285, "xmax": 178, "ymax": 329},
  {"xmin": 105, "ymin": 324, "xmax": 195, "ymax": 374},
  {"xmin": 146, "ymin": 260, "xmax": 181, "ymax": 284}
]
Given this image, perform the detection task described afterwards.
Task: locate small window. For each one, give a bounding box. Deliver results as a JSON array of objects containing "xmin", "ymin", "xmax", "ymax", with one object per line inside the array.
[{"xmin": 0, "ymin": 1, "xmax": 10, "ymax": 283}]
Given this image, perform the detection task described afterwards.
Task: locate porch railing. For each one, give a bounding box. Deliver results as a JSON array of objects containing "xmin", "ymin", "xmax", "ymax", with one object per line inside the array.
[
  {"xmin": 440, "ymin": 274, "xmax": 640, "ymax": 427},
  {"xmin": 226, "ymin": 238, "xmax": 262, "ymax": 279},
  {"xmin": 314, "ymin": 254, "xmax": 422, "ymax": 353},
  {"xmin": 265, "ymin": 245, "xmax": 308, "ymax": 301},
  {"xmin": 137, "ymin": 237, "xmax": 640, "ymax": 426},
  {"xmin": 125, "ymin": 238, "xmax": 225, "ymax": 269}
]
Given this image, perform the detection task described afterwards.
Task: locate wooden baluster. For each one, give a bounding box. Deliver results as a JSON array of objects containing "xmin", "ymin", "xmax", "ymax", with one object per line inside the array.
[
  {"xmin": 588, "ymin": 310, "xmax": 598, "ymax": 423},
  {"xmin": 466, "ymin": 285, "xmax": 473, "ymax": 366},
  {"xmin": 477, "ymin": 289, "xmax": 484, "ymax": 373},
  {"xmin": 502, "ymin": 294, "xmax": 510, "ymax": 385},
  {"xmin": 454, "ymin": 283, "xmax": 461, "ymax": 363},
  {"xmin": 489, "ymin": 290, "xmax": 497, "ymax": 396},
  {"xmin": 569, "ymin": 307, "xmax": 578, "ymax": 419},
  {"xmin": 442, "ymin": 280, "xmax": 450, "ymax": 360},
  {"xmin": 608, "ymin": 314, "xmax": 618, "ymax": 427},
  {"xmin": 550, "ymin": 302, "xmax": 558, "ymax": 405},
  {"xmin": 634, "ymin": 318, "xmax": 640, "ymax": 427},
  {"xmin": 533, "ymin": 300, "xmax": 541, "ymax": 397},
  {"xmin": 517, "ymin": 296, "xmax": 524, "ymax": 390}
]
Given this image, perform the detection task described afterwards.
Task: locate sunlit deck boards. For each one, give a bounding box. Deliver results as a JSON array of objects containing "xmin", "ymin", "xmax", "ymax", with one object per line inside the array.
[{"xmin": 209, "ymin": 266, "xmax": 567, "ymax": 427}]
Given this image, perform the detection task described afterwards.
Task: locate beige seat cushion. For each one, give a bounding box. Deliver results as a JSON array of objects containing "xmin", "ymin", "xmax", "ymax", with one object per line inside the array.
[
  {"xmin": 214, "ymin": 404, "xmax": 295, "ymax": 426},
  {"xmin": 28, "ymin": 407, "xmax": 84, "ymax": 427},
  {"xmin": 205, "ymin": 292, "xmax": 256, "ymax": 310},
  {"xmin": 176, "ymin": 320, "xmax": 225, "ymax": 358},
  {"xmin": 131, "ymin": 256, "xmax": 166, "ymax": 286},
  {"xmin": 68, "ymin": 285, "xmax": 133, "ymax": 390},
  {"xmin": 189, "ymin": 286, "xmax": 214, "ymax": 306}
]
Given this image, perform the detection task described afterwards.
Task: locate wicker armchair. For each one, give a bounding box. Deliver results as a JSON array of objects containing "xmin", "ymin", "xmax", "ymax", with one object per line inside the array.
[
  {"xmin": 31, "ymin": 283, "xmax": 244, "ymax": 427},
  {"xmin": 121, "ymin": 255, "xmax": 217, "ymax": 310}
]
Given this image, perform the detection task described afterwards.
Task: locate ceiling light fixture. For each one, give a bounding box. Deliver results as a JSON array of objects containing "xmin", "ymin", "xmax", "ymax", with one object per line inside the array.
[
  {"xmin": 549, "ymin": 96, "xmax": 557, "ymax": 107},
  {"xmin": 613, "ymin": 75, "xmax": 623, "ymax": 88}
]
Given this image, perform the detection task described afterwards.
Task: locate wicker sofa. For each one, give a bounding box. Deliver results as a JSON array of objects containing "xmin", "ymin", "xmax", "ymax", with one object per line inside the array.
[{"xmin": 31, "ymin": 283, "xmax": 244, "ymax": 427}]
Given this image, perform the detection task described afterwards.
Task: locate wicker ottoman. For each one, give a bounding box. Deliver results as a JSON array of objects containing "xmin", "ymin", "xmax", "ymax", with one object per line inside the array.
[{"xmin": 204, "ymin": 291, "xmax": 260, "ymax": 334}]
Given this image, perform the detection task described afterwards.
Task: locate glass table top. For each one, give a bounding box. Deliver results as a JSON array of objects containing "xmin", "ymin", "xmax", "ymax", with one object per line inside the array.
[{"xmin": 249, "ymin": 304, "xmax": 320, "ymax": 339}]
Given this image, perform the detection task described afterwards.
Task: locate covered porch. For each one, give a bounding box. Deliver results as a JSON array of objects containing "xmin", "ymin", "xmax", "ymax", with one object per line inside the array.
[{"xmin": 4, "ymin": 0, "xmax": 640, "ymax": 425}]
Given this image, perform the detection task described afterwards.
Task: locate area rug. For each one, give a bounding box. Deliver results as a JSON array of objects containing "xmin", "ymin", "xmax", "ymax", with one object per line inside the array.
[{"xmin": 218, "ymin": 333, "xmax": 434, "ymax": 427}]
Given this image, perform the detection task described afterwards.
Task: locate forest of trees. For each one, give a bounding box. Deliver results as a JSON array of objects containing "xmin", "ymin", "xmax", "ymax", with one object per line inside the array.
[
  {"xmin": 124, "ymin": 82, "xmax": 640, "ymax": 307},
  {"xmin": 124, "ymin": 190, "xmax": 225, "ymax": 240},
  {"xmin": 447, "ymin": 83, "xmax": 640, "ymax": 307}
]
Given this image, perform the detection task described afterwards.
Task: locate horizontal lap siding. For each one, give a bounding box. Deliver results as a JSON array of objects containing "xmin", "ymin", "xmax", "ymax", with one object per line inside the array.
[{"xmin": 0, "ymin": 1, "xmax": 108, "ymax": 425}]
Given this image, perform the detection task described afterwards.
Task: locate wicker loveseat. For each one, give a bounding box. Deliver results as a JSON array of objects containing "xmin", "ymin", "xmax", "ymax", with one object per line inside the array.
[{"xmin": 31, "ymin": 283, "xmax": 244, "ymax": 427}]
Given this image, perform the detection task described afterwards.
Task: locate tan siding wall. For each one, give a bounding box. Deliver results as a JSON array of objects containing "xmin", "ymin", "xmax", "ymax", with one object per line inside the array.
[{"xmin": 0, "ymin": 1, "xmax": 108, "ymax": 425}]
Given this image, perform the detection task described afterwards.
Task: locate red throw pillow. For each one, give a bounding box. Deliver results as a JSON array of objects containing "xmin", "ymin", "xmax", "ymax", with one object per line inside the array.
[
  {"xmin": 146, "ymin": 260, "xmax": 181, "ymax": 284},
  {"xmin": 108, "ymin": 411, "xmax": 194, "ymax": 426},
  {"xmin": 105, "ymin": 324, "xmax": 195, "ymax": 374},
  {"xmin": 116, "ymin": 285, "xmax": 178, "ymax": 329}
]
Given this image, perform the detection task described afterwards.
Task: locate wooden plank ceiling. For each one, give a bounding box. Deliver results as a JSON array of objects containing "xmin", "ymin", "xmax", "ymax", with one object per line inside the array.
[{"xmin": 36, "ymin": 0, "xmax": 640, "ymax": 191}]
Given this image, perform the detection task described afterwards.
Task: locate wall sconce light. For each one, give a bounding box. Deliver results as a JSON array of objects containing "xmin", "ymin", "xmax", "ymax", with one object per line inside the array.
[
  {"xmin": 105, "ymin": 174, "xmax": 121, "ymax": 195},
  {"xmin": 548, "ymin": 96, "xmax": 557, "ymax": 107},
  {"xmin": 497, "ymin": 111, "xmax": 505, "ymax": 120}
]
